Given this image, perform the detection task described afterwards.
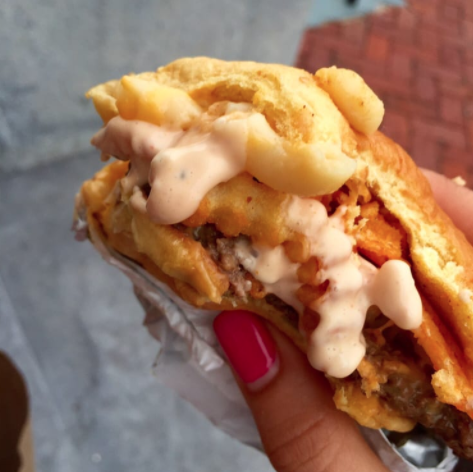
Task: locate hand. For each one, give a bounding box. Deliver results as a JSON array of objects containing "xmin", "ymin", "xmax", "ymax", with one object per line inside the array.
[
  {"xmin": 213, "ymin": 170, "xmax": 473, "ymax": 472},
  {"xmin": 214, "ymin": 311, "xmax": 389, "ymax": 472},
  {"xmin": 422, "ymin": 169, "xmax": 473, "ymax": 244}
]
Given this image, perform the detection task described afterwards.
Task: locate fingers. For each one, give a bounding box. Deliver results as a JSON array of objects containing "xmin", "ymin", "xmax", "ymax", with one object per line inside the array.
[
  {"xmin": 214, "ymin": 310, "xmax": 388, "ymax": 472},
  {"xmin": 422, "ymin": 169, "xmax": 473, "ymax": 244}
]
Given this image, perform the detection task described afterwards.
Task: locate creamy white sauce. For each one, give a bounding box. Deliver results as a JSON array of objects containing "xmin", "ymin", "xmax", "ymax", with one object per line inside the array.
[
  {"xmin": 369, "ymin": 260, "xmax": 423, "ymax": 330},
  {"xmin": 238, "ymin": 196, "xmax": 423, "ymax": 378},
  {"xmin": 91, "ymin": 117, "xmax": 183, "ymax": 195},
  {"xmin": 235, "ymin": 241, "xmax": 303, "ymax": 313},
  {"xmin": 92, "ymin": 106, "xmax": 256, "ymax": 224},
  {"xmin": 91, "ymin": 106, "xmax": 424, "ymax": 379},
  {"xmin": 147, "ymin": 119, "xmax": 248, "ymax": 225}
]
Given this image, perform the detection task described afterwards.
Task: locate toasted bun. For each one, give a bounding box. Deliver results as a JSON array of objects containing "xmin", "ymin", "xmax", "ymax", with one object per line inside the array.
[
  {"xmin": 78, "ymin": 58, "xmax": 473, "ymax": 436},
  {"xmin": 87, "ymin": 58, "xmax": 386, "ymax": 197}
]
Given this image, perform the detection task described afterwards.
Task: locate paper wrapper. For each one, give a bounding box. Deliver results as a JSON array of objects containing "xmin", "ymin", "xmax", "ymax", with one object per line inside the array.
[{"xmin": 75, "ymin": 216, "xmax": 460, "ymax": 472}]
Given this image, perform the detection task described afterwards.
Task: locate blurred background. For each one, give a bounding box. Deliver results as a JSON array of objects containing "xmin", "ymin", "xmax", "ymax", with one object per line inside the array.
[
  {"xmin": 1, "ymin": 0, "xmax": 472, "ymax": 471},
  {"xmin": 297, "ymin": 0, "xmax": 473, "ymax": 185}
]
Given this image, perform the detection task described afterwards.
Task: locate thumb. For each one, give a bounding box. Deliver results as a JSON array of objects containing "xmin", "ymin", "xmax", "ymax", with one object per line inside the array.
[
  {"xmin": 421, "ymin": 168, "xmax": 473, "ymax": 244},
  {"xmin": 214, "ymin": 310, "xmax": 388, "ymax": 472}
]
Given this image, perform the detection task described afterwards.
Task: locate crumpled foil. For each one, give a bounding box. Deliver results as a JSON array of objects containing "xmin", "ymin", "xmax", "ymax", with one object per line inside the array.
[{"xmin": 77, "ymin": 216, "xmax": 460, "ymax": 472}]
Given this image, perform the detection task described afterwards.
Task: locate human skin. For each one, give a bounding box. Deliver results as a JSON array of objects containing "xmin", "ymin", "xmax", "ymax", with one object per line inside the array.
[{"xmin": 214, "ymin": 170, "xmax": 473, "ymax": 472}]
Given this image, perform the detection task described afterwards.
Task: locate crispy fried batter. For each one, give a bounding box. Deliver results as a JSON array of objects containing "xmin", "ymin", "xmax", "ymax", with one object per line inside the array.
[
  {"xmin": 183, "ymin": 173, "xmax": 291, "ymax": 246},
  {"xmin": 297, "ymin": 257, "xmax": 320, "ymax": 284},
  {"xmin": 356, "ymin": 213, "xmax": 407, "ymax": 266}
]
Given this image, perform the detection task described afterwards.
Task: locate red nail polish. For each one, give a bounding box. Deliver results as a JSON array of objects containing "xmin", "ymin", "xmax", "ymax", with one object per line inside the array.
[{"xmin": 214, "ymin": 310, "xmax": 279, "ymax": 391}]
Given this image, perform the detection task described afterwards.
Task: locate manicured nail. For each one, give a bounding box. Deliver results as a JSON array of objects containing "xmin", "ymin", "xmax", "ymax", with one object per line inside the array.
[{"xmin": 213, "ymin": 310, "xmax": 279, "ymax": 391}]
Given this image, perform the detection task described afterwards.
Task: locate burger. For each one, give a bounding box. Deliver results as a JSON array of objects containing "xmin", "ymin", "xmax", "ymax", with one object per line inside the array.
[{"xmin": 75, "ymin": 57, "xmax": 473, "ymax": 459}]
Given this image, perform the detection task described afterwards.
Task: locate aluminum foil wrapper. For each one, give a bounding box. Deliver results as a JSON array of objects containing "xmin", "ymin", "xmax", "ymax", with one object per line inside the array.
[{"xmin": 76, "ymin": 215, "xmax": 460, "ymax": 472}]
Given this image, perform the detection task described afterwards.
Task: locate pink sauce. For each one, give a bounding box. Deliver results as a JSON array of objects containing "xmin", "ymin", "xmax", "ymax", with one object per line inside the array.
[
  {"xmin": 91, "ymin": 117, "xmax": 183, "ymax": 195},
  {"xmin": 236, "ymin": 196, "xmax": 422, "ymax": 378},
  {"xmin": 235, "ymin": 241, "xmax": 303, "ymax": 313},
  {"xmin": 92, "ymin": 109, "xmax": 251, "ymax": 224},
  {"xmin": 91, "ymin": 109, "xmax": 423, "ymax": 379},
  {"xmin": 146, "ymin": 118, "xmax": 248, "ymax": 225}
]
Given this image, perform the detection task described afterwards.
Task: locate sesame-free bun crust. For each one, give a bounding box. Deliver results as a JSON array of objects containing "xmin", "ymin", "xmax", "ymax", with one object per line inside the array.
[
  {"xmin": 88, "ymin": 57, "xmax": 355, "ymax": 145},
  {"xmin": 88, "ymin": 58, "xmax": 369, "ymax": 197}
]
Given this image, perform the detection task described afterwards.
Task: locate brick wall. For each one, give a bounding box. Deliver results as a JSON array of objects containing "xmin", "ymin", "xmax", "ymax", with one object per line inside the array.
[{"xmin": 296, "ymin": 0, "xmax": 473, "ymax": 186}]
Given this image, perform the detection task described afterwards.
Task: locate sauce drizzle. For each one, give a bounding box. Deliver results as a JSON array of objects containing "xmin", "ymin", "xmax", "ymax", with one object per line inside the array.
[{"xmin": 236, "ymin": 196, "xmax": 423, "ymax": 378}]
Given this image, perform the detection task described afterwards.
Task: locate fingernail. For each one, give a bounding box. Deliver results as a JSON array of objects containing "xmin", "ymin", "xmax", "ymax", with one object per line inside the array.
[{"xmin": 213, "ymin": 310, "xmax": 279, "ymax": 391}]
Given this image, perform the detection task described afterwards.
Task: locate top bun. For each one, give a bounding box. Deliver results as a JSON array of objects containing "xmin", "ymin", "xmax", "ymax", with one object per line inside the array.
[{"xmin": 87, "ymin": 57, "xmax": 384, "ymax": 197}]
